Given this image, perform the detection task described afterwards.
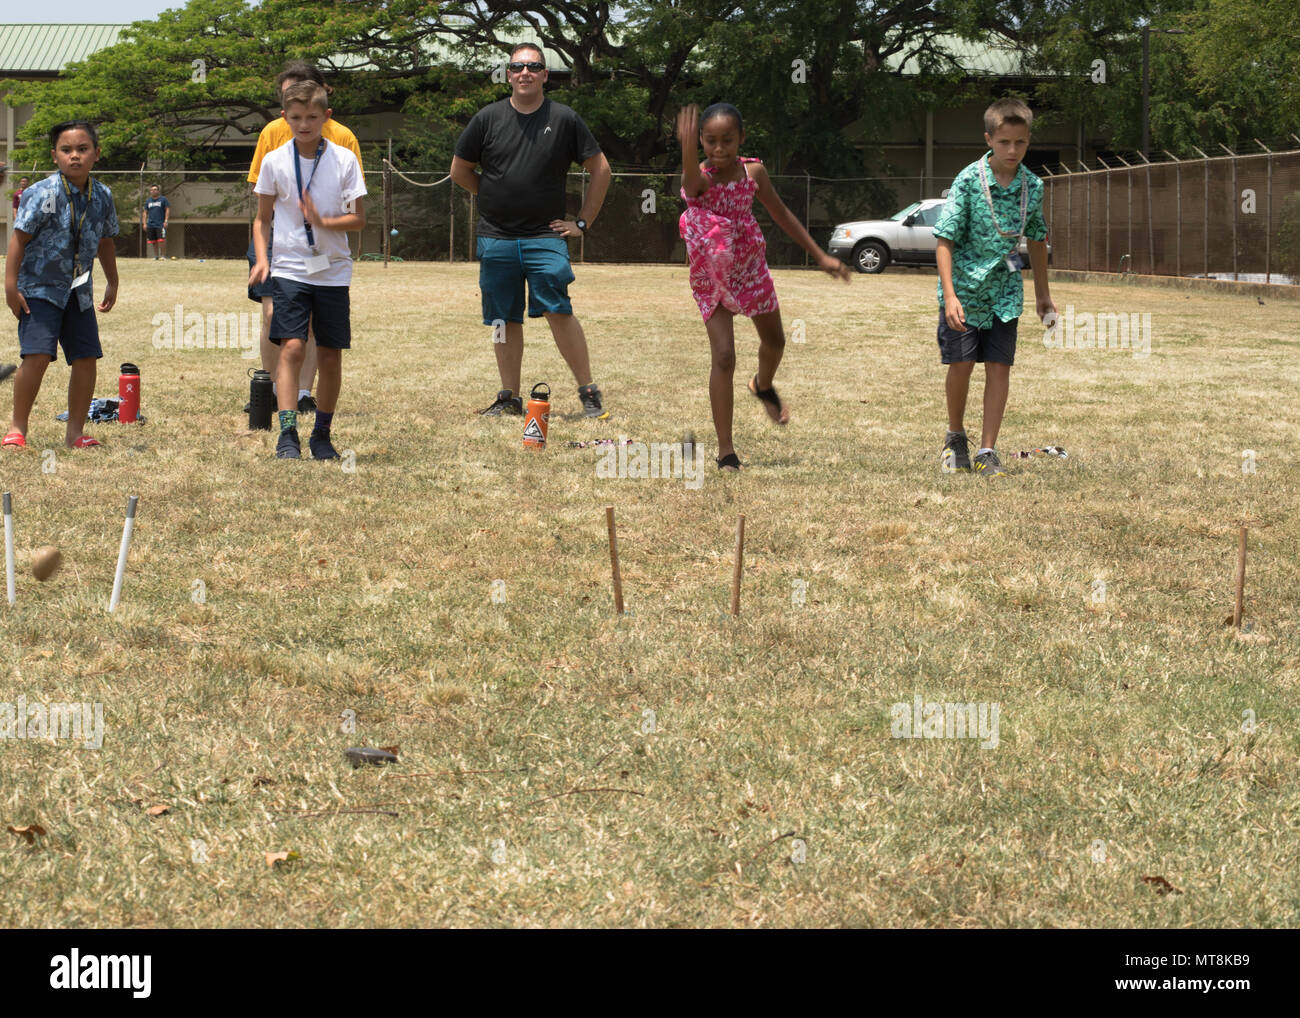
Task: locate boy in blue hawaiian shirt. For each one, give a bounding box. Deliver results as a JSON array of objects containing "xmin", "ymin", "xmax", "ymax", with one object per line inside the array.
[{"xmin": 4, "ymin": 121, "xmax": 119, "ymax": 450}]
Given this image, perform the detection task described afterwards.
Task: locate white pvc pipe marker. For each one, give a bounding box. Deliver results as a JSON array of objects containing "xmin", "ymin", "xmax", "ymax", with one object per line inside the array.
[
  {"xmin": 109, "ymin": 494, "xmax": 139, "ymax": 613},
  {"xmin": 3, "ymin": 492, "xmax": 14, "ymax": 606}
]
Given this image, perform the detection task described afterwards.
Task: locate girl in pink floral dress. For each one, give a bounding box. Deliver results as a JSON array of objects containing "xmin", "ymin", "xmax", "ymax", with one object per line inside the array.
[{"xmin": 678, "ymin": 102, "xmax": 850, "ymax": 470}]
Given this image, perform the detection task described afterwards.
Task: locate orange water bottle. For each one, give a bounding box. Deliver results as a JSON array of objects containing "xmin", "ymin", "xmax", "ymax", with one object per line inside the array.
[{"xmin": 522, "ymin": 382, "xmax": 550, "ymax": 449}]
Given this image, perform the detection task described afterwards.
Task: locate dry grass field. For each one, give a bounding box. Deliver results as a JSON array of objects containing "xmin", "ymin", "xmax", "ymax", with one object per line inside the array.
[{"xmin": 0, "ymin": 258, "xmax": 1296, "ymax": 927}]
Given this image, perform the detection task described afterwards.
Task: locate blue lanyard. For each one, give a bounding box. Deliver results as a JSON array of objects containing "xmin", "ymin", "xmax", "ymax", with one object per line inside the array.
[{"xmin": 292, "ymin": 140, "xmax": 325, "ymax": 249}]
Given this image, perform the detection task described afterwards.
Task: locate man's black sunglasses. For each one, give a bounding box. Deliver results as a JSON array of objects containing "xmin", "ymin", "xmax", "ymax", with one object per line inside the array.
[{"xmin": 508, "ymin": 61, "xmax": 545, "ymax": 72}]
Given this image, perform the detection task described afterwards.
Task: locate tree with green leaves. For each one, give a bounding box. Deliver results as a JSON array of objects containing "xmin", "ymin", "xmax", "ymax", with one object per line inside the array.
[
  {"xmin": 1020, "ymin": 0, "xmax": 1300, "ymax": 157},
  {"xmin": 5, "ymin": 1, "xmax": 1039, "ymax": 174}
]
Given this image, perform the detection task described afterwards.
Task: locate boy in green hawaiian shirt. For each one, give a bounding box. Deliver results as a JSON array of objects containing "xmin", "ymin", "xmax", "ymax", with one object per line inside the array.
[{"xmin": 934, "ymin": 97, "xmax": 1054, "ymax": 477}]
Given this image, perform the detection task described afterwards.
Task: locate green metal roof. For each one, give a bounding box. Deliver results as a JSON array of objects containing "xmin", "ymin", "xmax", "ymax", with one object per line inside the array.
[
  {"xmin": 883, "ymin": 33, "xmax": 1033, "ymax": 77},
  {"xmin": 0, "ymin": 24, "xmax": 128, "ymax": 74},
  {"xmin": 0, "ymin": 23, "xmax": 1034, "ymax": 79}
]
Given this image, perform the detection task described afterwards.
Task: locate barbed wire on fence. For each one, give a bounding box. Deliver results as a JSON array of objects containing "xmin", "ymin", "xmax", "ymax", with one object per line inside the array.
[{"xmin": 1043, "ymin": 146, "xmax": 1300, "ymax": 283}]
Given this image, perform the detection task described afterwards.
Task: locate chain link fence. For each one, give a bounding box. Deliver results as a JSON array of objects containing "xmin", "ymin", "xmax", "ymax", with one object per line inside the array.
[
  {"xmin": 15, "ymin": 155, "xmax": 1295, "ymax": 280},
  {"xmin": 1043, "ymin": 148, "xmax": 1300, "ymax": 282},
  {"xmin": 5, "ymin": 163, "xmax": 950, "ymax": 266},
  {"xmin": 383, "ymin": 163, "xmax": 929, "ymax": 266}
]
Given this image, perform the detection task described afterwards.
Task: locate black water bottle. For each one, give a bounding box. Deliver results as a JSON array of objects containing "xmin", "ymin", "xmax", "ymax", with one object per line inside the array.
[{"xmin": 248, "ymin": 369, "xmax": 274, "ymax": 430}]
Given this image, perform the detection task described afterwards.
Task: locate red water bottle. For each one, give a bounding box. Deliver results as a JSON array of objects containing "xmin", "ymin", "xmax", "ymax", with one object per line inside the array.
[
  {"xmin": 118, "ymin": 363, "xmax": 140, "ymax": 423},
  {"xmin": 522, "ymin": 382, "xmax": 550, "ymax": 449}
]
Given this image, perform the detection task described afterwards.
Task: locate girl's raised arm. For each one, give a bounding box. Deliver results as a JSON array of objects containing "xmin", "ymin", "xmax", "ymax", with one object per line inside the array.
[
  {"xmin": 750, "ymin": 162, "xmax": 851, "ymax": 282},
  {"xmin": 677, "ymin": 105, "xmax": 708, "ymax": 198}
]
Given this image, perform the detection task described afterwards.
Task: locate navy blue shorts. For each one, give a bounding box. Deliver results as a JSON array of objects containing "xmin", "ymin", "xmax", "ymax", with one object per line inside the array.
[
  {"xmin": 146, "ymin": 226, "xmax": 165, "ymax": 242},
  {"xmin": 937, "ymin": 310, "xmax": 1018, "ymax": 366},
  {"xmin": 17, "ymin": 296, "xmax": 102, "ymax": 364},
  {"xmin": 477, "ymin": 235, "xmax": 574, "ymax": 324},
  {"xmin": 247, "ymin": 231, "xmax": 275, "ymax": 302},
  {"xmin": 269, "ymin": 277, "xmax": 350, "ymax": 349}
]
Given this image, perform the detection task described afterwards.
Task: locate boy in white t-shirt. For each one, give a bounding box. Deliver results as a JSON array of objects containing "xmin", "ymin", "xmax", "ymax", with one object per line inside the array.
[{"xmin": 249, "ymin": 80, "xmax": 366, "ymax": 460}]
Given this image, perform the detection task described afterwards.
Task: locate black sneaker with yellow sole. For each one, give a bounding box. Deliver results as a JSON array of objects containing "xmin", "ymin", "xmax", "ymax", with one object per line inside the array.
[
  {"xmin": 578, "ymin": 383, "xmax": 609, "ymax": 420},
  {"xmin": 973, "ymin": 448, "xmax": 1006, "ymax": 477},
  {"xmin": 478, "ymin": 389, "xmax": 523, "ymax": 416},
  {"xmin": 942, "ymin": 430, "xmax": 971, "ymax": 472}
]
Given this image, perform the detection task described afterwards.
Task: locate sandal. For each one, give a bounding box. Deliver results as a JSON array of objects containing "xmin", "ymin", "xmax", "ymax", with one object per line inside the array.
[
  {"xmin": 716, "ymin": 452, "xmax": 742, "ymax": 471},
  {"xmin": 749, "ymin": 375, "xmax": 789, "ymax": 424},
  {"xmin": 70, "ymin": 435, "xmax": 102, "ymax": 449},
  {"xmin": 2, "ymin": 430, "xmax": 25, "ymax": 448}
]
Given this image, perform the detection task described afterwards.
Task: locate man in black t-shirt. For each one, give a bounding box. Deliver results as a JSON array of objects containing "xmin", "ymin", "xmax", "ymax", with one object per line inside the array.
[{"xmin": 451, "ymin": 43, "xmax": 613, "ymax": 419}]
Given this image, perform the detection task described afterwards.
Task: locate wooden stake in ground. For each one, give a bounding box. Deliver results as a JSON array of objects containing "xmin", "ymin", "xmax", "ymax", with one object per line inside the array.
[
  {"xmin": 1233, "ymin": 525, "xmax": 1247, "ymax": 629},
  {"xmin": 731, "ymin": 514, "xmax": 746, "ymax": 616},
  {"xmin": 606, "ymin": 505, "xmax": 624, "ymax": 614}
]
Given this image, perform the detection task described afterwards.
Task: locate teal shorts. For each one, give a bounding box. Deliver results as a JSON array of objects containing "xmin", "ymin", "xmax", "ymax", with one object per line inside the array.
[{"xmin": 476, "ymin": 235, "xmax": 574, "ymax": 324}]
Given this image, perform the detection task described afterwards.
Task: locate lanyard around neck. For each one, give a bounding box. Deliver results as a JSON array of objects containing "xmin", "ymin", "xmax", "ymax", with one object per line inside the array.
[
  {"xmin": 977, "ymin": 154, "xmax": 1027, "ymax": 240},
  {"xmin": 60, "ymin": 174, "xmax": 92, "ymax": 271},
  {"xmin": 293, "ymin": 140, "xmax": 326, "ymax": 249}
]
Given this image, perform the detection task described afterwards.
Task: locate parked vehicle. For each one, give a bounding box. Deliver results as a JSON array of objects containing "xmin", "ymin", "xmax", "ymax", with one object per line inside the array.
[{"xmin": 828, "ymin": 198, "xmax": 1050, "ymax": 274}]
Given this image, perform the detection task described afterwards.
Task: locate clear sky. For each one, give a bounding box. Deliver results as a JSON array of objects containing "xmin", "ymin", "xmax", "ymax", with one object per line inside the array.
[{"xmin": 4, "ymin": 2, "xmax": 185, "ymax": 23}]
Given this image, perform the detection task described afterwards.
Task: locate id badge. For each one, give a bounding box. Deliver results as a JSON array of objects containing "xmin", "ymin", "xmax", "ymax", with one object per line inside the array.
[
  {"xmin": 1005, "ymin": 252, "xmax": 1025, "ymax": 272},
  {"xmin": 304, "ymin": 250, "xmax": 330, "ymax": 275},
  {"xmin": 70, "ymin": 270, "xmax": 90, "ymax": 290}
]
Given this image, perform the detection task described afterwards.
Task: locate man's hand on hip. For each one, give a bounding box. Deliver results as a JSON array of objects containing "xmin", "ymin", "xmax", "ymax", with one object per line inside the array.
[{"xmin": 550, "ymin": 219, "xmax": 583, "ymax": 238}]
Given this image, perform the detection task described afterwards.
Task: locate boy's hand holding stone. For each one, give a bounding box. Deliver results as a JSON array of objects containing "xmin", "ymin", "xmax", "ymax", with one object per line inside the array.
[
  {"xmin": 944, "ymin": 297, "xmax": 966, "ymax": 331},
  {"xmin": 1037, "ymin": 296, "xmax": 1056, "ymax": 323}
]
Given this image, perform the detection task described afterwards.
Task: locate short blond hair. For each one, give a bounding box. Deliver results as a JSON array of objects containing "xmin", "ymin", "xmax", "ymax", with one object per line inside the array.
[
  {"xmin": 984, "ymin": 97, "xmax": 1033, "ymax": 135},
  {"xmin": 282, "ymin": 80, "xmax": 329, "ymax": 113}
]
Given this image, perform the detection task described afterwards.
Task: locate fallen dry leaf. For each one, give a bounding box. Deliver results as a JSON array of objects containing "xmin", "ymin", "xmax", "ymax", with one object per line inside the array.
[
  {"xmin": 1141, "ymin": 874, "xmax": 1182, "ymax": 895},
  {"xmin": 145, "ymin": 804, "xmax": 171, "ymax": 816},
  {"xmin": 251, "ymin": 775, "xmax": 275, "ymax": 787},
  {"xmin": 8, "ymin": 824, "xmax": 47, "ymax": 845},
  {"xmin": 264, "ymin": 850, "xmax": 300, "ymax": 868}
]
